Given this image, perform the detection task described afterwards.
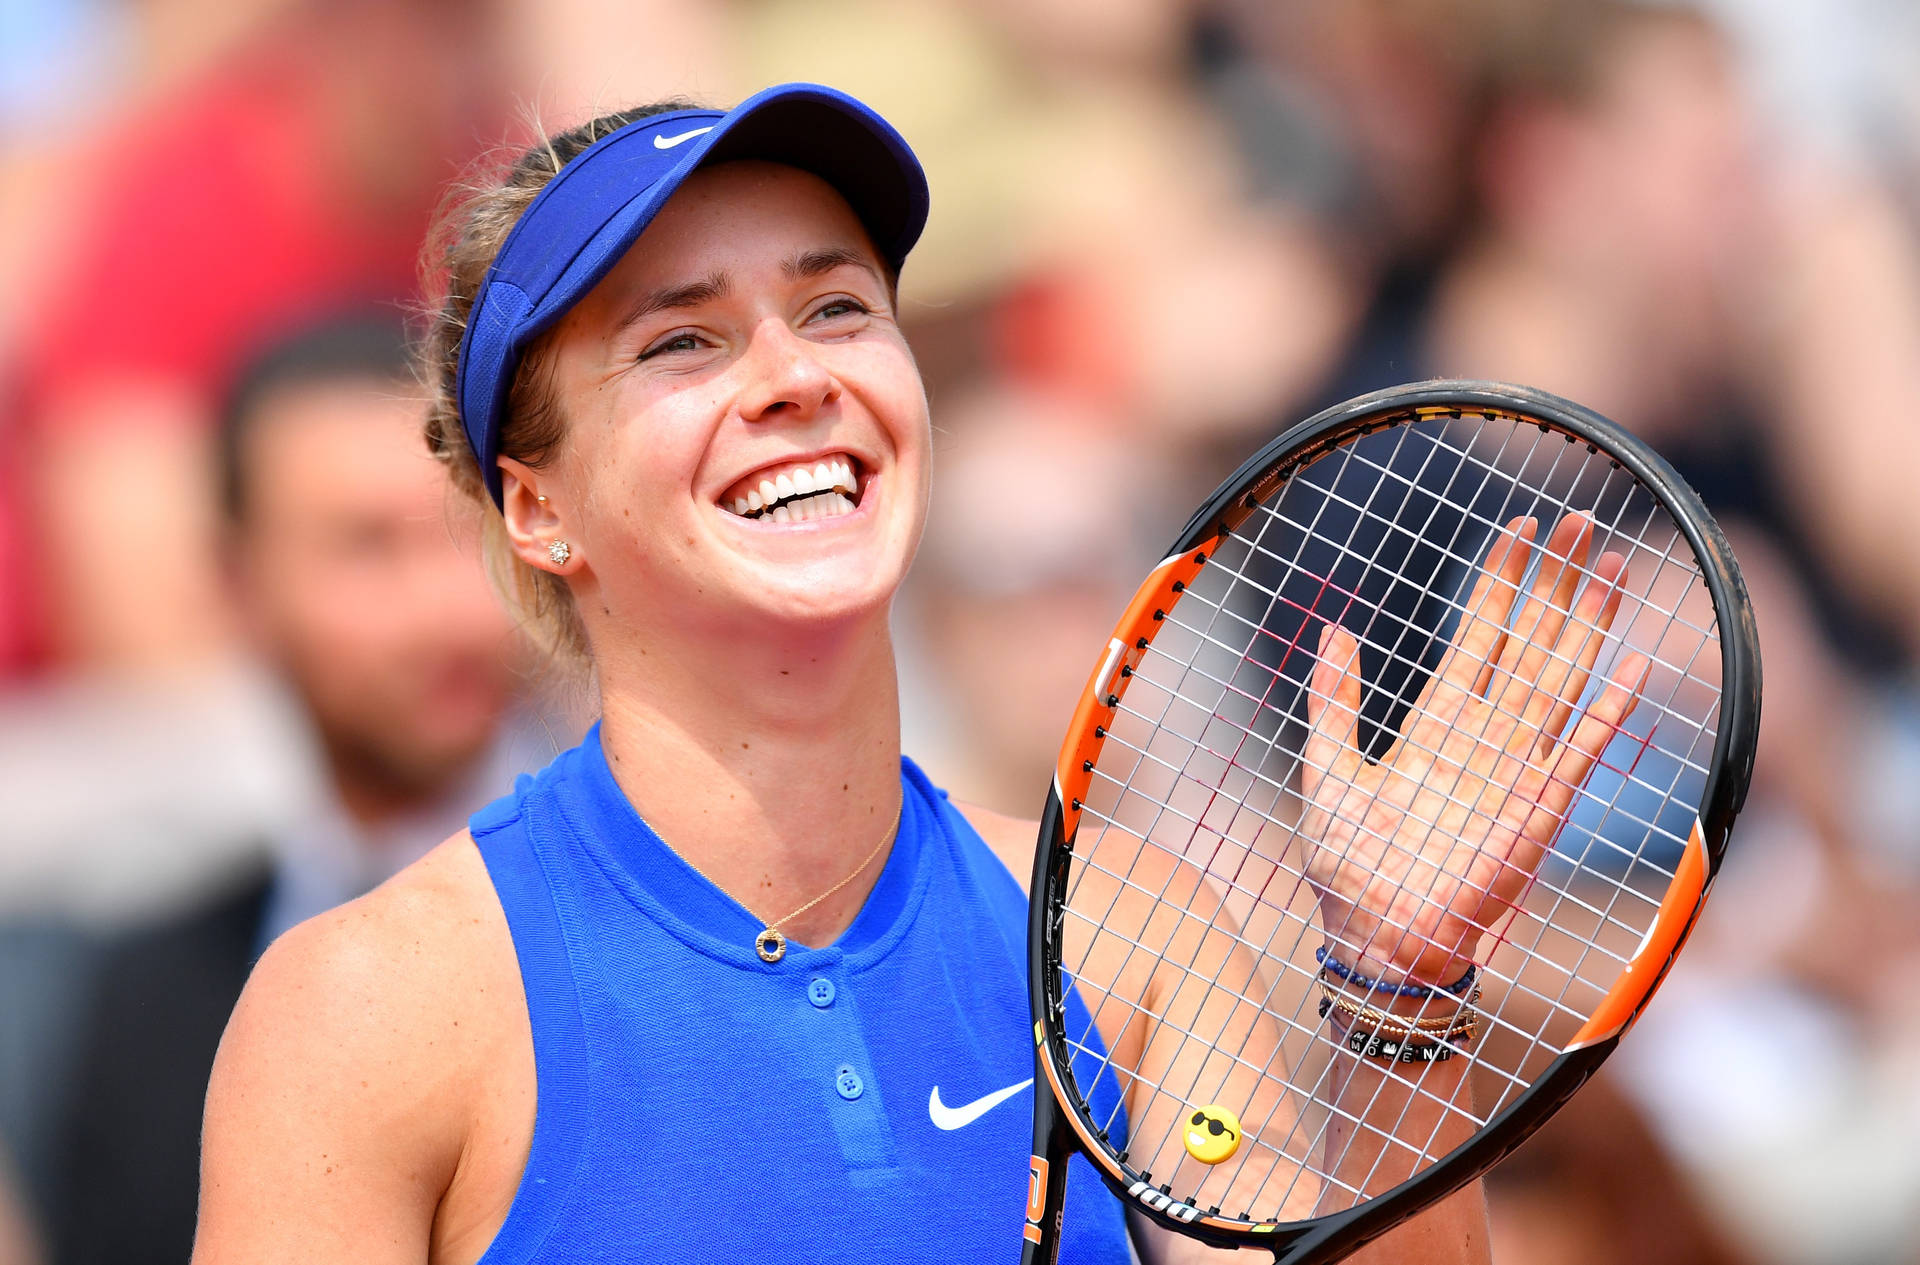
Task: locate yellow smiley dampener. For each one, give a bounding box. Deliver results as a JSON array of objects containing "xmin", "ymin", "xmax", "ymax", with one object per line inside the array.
[{"xmin": 1182, "ymin": 1104, "xmax": 1241, "ymax": 1164}]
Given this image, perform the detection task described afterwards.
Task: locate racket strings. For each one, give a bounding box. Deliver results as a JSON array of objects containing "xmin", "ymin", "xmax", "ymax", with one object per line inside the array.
[
  {"xmin": 1195, "ymin": 421, "xmax": 1720, "ymax": 803},
  {"xmin": 1064, "ymin": 420, "xmax": 1513, "ymax": 1196},
  {"xmin": 1051, "ymin": 412, "xmax": 1724, "ymax": 1221},
  {"xmin": 1073, "ymin": 453, "xmax": 1701, "ymax": 1018},
  {"xmin": 1059, "ymin": 420, "xmax": 1456, "ymax": 1156},
  {"xmin": 1067, "ymin": 776, "xmax": 1644, "ymax": 1028},
  {"xmin": 1109, "ymin": 613, "xmax": 1696, "ymax": 880},
  {"xmin": 1105, "ymin": 518, "xmax": 1704, "ymax": 1074},
  {"xmin": 1238, "ymin": 448, "xmax": 1724, "ymax": 703},
  {"xmin": 1062, "ymin": 413, "xmax": 1532, "ymax": 1160},
  {"xmin": 1125, "ymin": 589, "xmax": 1700, "ymax": 940}
]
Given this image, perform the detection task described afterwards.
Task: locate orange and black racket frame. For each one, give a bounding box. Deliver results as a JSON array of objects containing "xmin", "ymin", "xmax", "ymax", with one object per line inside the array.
[{"xmin": 1020, "ymin": 381, "xmax": 1762, "ymax": 1263}]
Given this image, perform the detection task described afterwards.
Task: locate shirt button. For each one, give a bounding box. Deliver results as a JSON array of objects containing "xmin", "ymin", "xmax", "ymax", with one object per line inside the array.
[
  {"xmin": 835, "ymin": 1064, "xmax": 864, "ymax": 1100},
  {"xmin": 808, "ymin": 977, "xmax": 836, "ymax": 1009}
]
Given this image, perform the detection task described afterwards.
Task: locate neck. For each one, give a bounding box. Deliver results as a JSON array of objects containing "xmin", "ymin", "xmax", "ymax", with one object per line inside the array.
[{"xmin": 593, "ymin": 610, "xmax": 905, "ymax": 950}]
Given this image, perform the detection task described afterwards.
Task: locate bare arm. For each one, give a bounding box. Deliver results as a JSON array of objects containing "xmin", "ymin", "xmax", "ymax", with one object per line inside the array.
[
  {"xmin": 193, "ymin": 838, "xmax": 523, "ymax": 1265},
  {"xmin": 1119, "ymin": 891, "xmax": 1488, "ymax": 1265},
  {"xmin": 963, "ymin": 806, "xmax": 1481, "ymax": 1264}
]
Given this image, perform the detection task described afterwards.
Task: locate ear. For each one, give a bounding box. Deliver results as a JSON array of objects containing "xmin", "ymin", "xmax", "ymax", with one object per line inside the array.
[{"xmin": 498, "ymin": 457, "xmax": 581, "ymax": 574}]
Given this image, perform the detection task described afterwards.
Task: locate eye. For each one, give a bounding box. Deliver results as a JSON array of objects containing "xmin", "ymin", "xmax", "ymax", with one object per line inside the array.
[
  {"xmin": 639, "ymin": 330, "xmax": 705, "ymax": 360},
  {"xmin": 809, "ymin": 296, "xmax": 870, "ymax": 323}
]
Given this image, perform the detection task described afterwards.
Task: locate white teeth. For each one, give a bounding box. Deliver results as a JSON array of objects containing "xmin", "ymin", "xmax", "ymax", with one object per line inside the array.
[
  {"xmin": 727, "ymin": 457, "xmax": 862, "ymax": 522},
  {"xmin": 733, "ymin": 489, "xmax": 859, "ymax": 525}
]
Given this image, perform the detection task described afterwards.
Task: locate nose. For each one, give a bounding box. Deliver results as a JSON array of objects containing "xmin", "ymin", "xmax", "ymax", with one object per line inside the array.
[{"xmin": 737, "ymin": 317, "xmax": 836, "ymax": 424}]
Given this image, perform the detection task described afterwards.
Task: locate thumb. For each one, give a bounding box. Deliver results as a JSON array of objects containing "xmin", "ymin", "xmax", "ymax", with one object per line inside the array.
[{"xmin": 1304, "ymin": 623, "xmax": 1364, "ymax": 786}]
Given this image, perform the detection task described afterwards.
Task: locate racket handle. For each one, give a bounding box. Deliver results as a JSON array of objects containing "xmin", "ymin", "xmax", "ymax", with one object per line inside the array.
[{"xmin": 1021, "ymin": 1073, "xmax": 1071, "ymax": 1264}]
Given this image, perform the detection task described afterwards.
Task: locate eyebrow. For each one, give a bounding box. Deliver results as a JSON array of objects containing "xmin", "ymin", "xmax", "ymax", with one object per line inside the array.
[
  {"xmin": 617, "ymin": 271, "xmax": 732, "ymax": 330},
  {"xmin": 782, "ymin": 246, "xmax": 880, "ymax": 283}
]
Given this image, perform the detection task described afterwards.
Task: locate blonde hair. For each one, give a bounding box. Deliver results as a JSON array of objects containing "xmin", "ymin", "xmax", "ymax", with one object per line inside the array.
[{"xmin": 419, "ymin": 101, "xmax": 700, "ymax": 670}]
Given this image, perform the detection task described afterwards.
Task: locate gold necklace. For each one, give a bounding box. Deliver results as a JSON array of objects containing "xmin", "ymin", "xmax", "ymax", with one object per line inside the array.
[{"xmin": 665, "ymin": 811, "xmax": 902, "ymax": 964}]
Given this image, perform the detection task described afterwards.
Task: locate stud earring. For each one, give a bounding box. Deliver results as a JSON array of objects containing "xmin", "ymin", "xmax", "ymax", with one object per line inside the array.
[{"xmin": 548, "ymin": 539, "xmax": 572, "ymax": 566}]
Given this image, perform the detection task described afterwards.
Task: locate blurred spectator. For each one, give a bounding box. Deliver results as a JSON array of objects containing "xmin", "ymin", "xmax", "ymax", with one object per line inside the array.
[
  {"xmin": 34, "ymin": 314, "xmax": 549, "ymax": 1264},
  {"xmin": 1616, "ymin": 521, "xmax": 1920, "ymax": 1265},
  {"xmin": 1739, "ymin": 170, "xmax": 1920, "ymax": 665},
  {"xmin": 4, "ymin": 0, "xmax": 503, "ymax": 677},
  {"xmin": 1197, "ymin": 0, "xmax": 1505, "ymax": 408},
  {"xmin": 495, "ymin": 0, "xmax": 741, "ymax": 129},
  {"xmin": 1483, "ymin": 1071, "xmax": 1751, "ymax": 1265},
  {"xmin": 1420, "ymin": 2, "xmax": 1753, "ymax": 433},
  {"xmin": 902, "ymin": 384, "xmax": 1174, "ymax": 814},
  {"xmin": 1407, "ymin": 0, "xmax": 1920, "ymax": 674}
]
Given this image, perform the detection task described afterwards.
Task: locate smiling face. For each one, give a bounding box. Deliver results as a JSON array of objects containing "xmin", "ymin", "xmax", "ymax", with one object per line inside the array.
[
  {"xmin": 1182, "ymin": 1104, "xmax": 1241, "ymax": 1165},
  {"xmin": 508, "ymin": 160, "xmax": 932, "ymax": 655}
]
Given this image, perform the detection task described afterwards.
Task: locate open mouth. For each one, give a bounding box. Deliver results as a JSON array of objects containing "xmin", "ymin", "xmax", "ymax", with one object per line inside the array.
[{"xmin": 719, "ymin": 453, "xmax": 864, "ymax": 524}]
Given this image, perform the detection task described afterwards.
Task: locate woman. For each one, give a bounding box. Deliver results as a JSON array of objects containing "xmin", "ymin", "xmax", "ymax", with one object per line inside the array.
[{"xmin": 195, "ymin": 84, "xmax": 1633, "ymax": 1263}]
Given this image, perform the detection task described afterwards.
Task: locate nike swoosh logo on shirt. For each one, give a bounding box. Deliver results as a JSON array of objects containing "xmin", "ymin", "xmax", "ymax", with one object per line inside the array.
[
  {"xmin": 653, "ymin": 127, "xmax": 713, "ymax": 150},
  {"xmin": 928, "ymin": 1079, "xmax": 1033, "ymax": 1131}
]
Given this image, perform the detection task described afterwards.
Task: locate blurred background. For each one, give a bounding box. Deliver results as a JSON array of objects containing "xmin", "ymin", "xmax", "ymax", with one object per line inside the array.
[{"xmin": 2, "ymin": 0, "xmax": 1918, "ymax": 1262}]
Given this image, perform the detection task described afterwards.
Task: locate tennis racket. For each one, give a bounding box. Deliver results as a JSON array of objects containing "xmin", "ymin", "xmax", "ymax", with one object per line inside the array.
[{"xmin": 1021, "ymin": 380, "xmax": 1760, "ymax": 1262}]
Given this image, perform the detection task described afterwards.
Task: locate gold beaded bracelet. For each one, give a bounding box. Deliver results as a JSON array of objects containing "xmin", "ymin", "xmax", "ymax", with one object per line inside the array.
[{"xmin": 1318, "ymin": 982, "xmax": 1480, "ymax": 1043}]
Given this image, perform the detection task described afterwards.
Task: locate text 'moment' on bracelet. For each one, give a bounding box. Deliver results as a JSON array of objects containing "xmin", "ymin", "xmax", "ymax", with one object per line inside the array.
[{"xmin": 1344, "ymin": 1028, "xmax": 1466, "ymax": 1063}]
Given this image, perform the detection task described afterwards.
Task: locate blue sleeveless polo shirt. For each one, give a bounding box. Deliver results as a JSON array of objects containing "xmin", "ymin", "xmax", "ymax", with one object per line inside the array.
[{"xmin": 469, "ymin": 726, "xmax": 1133, "ymax": 1262}]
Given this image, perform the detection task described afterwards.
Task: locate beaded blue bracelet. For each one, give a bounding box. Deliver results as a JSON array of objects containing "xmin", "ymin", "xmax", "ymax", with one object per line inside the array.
[{"xmin": 1315, "ymin": 946, "xmax": 1477, "ymax": 1000}]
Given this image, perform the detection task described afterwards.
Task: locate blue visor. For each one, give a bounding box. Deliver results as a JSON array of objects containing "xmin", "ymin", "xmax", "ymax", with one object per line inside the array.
[{"xmin": 455, "ymin": 82, "xmax": 929, "ymax": 506}]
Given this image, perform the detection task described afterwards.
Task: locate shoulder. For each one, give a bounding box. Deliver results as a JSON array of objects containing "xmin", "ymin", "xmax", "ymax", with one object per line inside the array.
[
  {"xmin": 218, "ymin": 829, "xmax": 515, "ymax": 1083},
  {"xmin": 203, "ymin": 832, "xmax": 521, "ymax": 1201},
  {"xmin": 951, "ymin": 800, "xmax": 1039, "ymax": 887}
]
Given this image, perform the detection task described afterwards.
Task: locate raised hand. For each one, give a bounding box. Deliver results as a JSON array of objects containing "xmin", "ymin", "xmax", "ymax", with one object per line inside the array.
[{"xmin": 1300, "ymin": 513, "xmax": 1650, "ymax": 985}]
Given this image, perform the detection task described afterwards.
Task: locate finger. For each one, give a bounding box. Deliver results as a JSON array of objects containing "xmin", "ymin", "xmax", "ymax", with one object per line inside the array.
[
  {"xmin": 1493, "ymin": 513, "xmax": 1594, "ymax": 701},
  {"xmin": 1534, "ymin": 652, "xmax": 1650, "ymax": 821},
  {"xmin": 1303, "ymin": 623, "xmax": 1365, "ymax": 788},
  {"xmin": 1423, "ymin": 516, "xmax": 1535, "ymax": 717},
  {"xmin": 1482, "ymin": 514, "xmax": 1594, "ymax": 752},
  {"xmin": 1529, "ymin": 551, "xmax": 1628, "ymax": 758}
]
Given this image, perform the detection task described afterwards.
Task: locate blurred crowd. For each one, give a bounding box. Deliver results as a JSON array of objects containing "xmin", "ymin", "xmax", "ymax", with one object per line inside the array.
[{"xmin": 2, "ymin": 0, "xmax": 1918, "ymax": 1262}]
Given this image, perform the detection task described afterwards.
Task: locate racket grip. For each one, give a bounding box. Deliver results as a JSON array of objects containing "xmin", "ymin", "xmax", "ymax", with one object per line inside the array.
[{"xmin": 1021, "ymin": 1066, "xmax": 1072, "ymax": 1263}]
